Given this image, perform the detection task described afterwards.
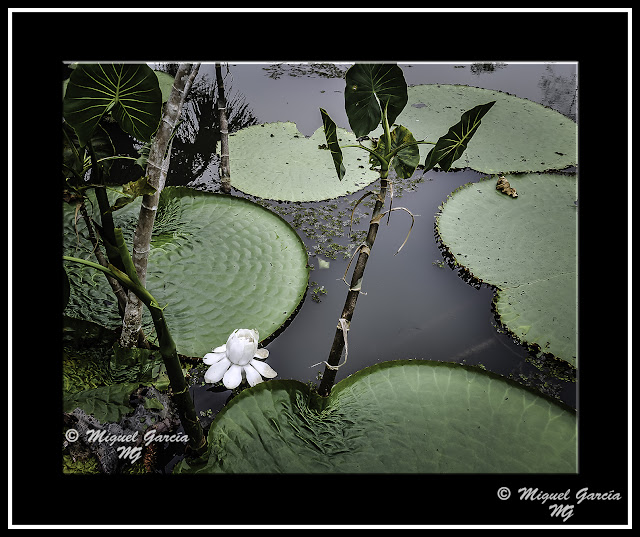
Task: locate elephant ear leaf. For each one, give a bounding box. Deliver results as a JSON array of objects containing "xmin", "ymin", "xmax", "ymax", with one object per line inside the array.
[
  {"xmin": 63, "ymin": 63, "xmax": 163, "ymax": 147},
  {"xmin": 319, "ymin": 108, "xmax": 345, "ymax": 181},
  {"xmin": 423, "ymin": 101, "xmax": 496, "ymax": 172},
  {"xmin": 344, "ymin": 63, "xmax": 408, "ymax": 138},
  {"xmin": 387, "ymin": 125, "xmax": 420, "ymax": 179}
]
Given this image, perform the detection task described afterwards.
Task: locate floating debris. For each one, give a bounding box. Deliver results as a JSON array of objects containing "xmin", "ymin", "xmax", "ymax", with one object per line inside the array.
[{"xmin": 496, "ymin": 175, "xmax": 518, "ymax": 198}]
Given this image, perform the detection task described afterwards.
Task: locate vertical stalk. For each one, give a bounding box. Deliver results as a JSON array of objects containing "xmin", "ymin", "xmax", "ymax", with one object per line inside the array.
[
  {"xmin": 63, "ymin": 245, "xmax": 207, "ymax": 456},
  {"xmin": 318, "ymin": 107, "xmax": 394, "ymax": 397},
  {"xmin": 119, "ymin": 63, "xmax": 200, "ymax": 348},
  {"xmin": 147, "ymin": 303, "xmax": 207, "ymax": 456},
  {"xmin": 86, "ymin": 141, "xmax": 126, "ymax": 276},
  {"xmin": 215, "ymin": 63, "xmax": 231, "ymax": 194},
  {"xmin": 77, "ymin": 201, "xmax": 128, "ymax": 315},
  {"xmin": 317, "ymin": 173, "xmax": 388, "ymax": 396}
]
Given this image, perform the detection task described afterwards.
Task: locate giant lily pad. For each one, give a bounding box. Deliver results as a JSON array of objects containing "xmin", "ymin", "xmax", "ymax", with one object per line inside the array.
[
  {"xmin": 436, "ymin": 173, "xmax": 577, "ymax": 367},
  {"xmin": 174, "ymin": 359, "xmax": 576, "ymax": 473},
  {"xmin": 385, "ymin": 84, "xmax": 577, "ymax": 174},
  {"xmin": 228, "ymin": 122, "xmax": 379, "ymax": 202},
  {"xmin": 63, "ymin": 187, "xmax": 310, "ymax": 357}
]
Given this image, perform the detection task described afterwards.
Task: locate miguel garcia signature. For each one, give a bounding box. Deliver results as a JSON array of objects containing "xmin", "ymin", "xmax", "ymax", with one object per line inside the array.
[{"xmin": 518, "ymin": 487, "xmax": 622, "ymax": 522}]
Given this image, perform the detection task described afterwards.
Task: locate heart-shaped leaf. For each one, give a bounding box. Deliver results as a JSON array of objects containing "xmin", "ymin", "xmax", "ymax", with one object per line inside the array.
[
  {"xmin": 423, "ymin": 101, "xmax": 496, "ymax": 172},
  {"xmin": 63, "ymin": 63, "xmax": 163, "ymax": 147},
  {"xmin": 344, "ymin": 64, "xmax": 408, "ymax": 138},
  {"xmin": 319, "ymin": 108, "xmax": 345, "ymax": 181},
  {"xmin": 374, "ymin": 125, "xmax": 420, "ymax": 179},
  {"xmin": 63, "ymin": 123, "xmax": 115, "ymax": 180}
]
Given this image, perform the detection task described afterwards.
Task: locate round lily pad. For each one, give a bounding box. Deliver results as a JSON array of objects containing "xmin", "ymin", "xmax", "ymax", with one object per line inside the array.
[
  {"xmin": 436, "ymin": 173, "xmax": 577, "ymax": 366},
  {"xmin": 385, "ymin": 84, "xmax": 577, "ymax": 174},
  {"xmin": 174, "ymin": 359, "xmax": 576, "ymax": 473},
  {"xmin": 228, "ymin": 121, "xmax": 380, "ymax": 202},
  {"xmin": 63, "ymin": 187, "xmax": 310, "ymax": 358}
]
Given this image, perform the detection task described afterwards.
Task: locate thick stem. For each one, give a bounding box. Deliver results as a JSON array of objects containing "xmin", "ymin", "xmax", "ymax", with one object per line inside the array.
[
  {"xmin": 87, "ymin": 142, "xmax": 126, "ymax": 276},
  {"xmin": 77, "ymin": 201, "xmax": 128, "ymax": 315},
  {"xmin": 63, "ymin": 253, "xmax": 207, "ymax": 456},
  {"xmin": 318, "ymin": 110, "xmax": 394, "ymax": 396},
  {"xmin": 119, "ymin": 63, "xmax": 200, "ymax": 348},
  {"xmin": 215, "ymin": 63, "xmax": 231, "ymax": 194},
  {"xmin": 147, "ymin": 304, "xmax": 207, "ymax": 456},
  {"xmin": 317, "ymin": 172, "xmax": 389, "ymax": 397}
]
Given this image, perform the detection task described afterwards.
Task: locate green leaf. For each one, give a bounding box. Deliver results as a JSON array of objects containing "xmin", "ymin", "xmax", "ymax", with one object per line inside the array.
[
  {"xmin": 153, "ymin": 70, "xmax": 175, "ymax": 103},
  {"xmin": 108, "ymin": 176, "xmax": 157, "ymax": 213},
  {"xmin": 379, "ymin": 125, "xmax": 420, "ymax": 179},
  {"xmin": 122, "ymin": 175, "xmax": 156, "ymax": 198},
  {"xmin": 63, "ymin": 382, "xmax": 139, "ymax": 423},
  {"xmin": 423, "ymin": 101, "xmax": 496, "ymax": 172},
  {"xmin": 174, "ymin": 360, "xmax": 576, "ymax": 474},
  {"xmin": 143, "ymin": 397, "xmax": 165, "ymax": 410},
  {"xmin": 63, "ymin": 123, "xmax": 115, "ymax": 180},
  {"xmin": 109, "ymin": 342, "xmax": 166, "ymax": 385},
  {"xmin": 63, "ymin": 63, "xmax": 162, "ymax": 147},
  {"xmin": 135, "ymin": 141, "xmax": 151, "ymax": 169},
  {"xmin": 436, "ymin": 173, "xmax": 577, "ymax": 367},
  {"xmin": 319, "ymin": 108, "xmax": 345, "ymax": 181},
  {"xmin": 344, "ymin": 64, "xmax": 408, "ymax": 138}
]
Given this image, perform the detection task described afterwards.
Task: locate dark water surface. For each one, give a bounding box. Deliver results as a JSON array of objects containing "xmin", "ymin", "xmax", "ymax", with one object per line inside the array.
[{"xmin": 155, "ymin": 62, "xmax": 578, "ymax": 442}]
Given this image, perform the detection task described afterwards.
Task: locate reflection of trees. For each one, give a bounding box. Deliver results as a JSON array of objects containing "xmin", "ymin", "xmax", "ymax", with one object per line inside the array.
[
  {"xmin": 154, "ymin": 65, "xmax": 259, "ymax": 188},
  {"xmin": 469, "ymin": 62, "xmax": 506, "ymax": 75},
  {"xmin": 538, "ymin": 65, "xmax": 577, "ymax": 121}
]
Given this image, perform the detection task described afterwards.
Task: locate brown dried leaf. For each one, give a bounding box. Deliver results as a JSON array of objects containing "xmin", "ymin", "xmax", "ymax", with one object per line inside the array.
[{"xmin": 496, "ymin": 176, "xmax": 518, "ymax": 198}]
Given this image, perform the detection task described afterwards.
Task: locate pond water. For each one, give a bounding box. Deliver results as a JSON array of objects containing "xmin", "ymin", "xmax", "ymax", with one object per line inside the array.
[{"xmin": 101, "ymin": 62, "xmax": 578, "ymax": 469}]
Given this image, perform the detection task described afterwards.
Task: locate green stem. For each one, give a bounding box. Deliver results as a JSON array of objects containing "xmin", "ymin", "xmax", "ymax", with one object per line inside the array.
[
  {"xmin": 340, "ymin": 143, "xmax": 389, "ymax": 168},
  {"xmin": 86, "ymin": 141, "xmax": 127, "ymax": 275},
  {"xmin": 386, "ymin": 139, "xmax": 436, "ymax": 161},
  {"xmin": 382, "ymin": 103, "xmax": 392, "ymax": 157},
  {"xmin": 63, "ymin": 248, "xmax": 207, "ymax": 456}
]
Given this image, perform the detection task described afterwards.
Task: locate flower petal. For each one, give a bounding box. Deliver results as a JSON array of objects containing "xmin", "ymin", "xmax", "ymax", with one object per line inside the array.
[
  {"xmin": 223, "ymin": 364, "xmax": 244, "ymax": 389},
  {"xmin": 243, "ymin": 364, "xmax": 263, "ymax": 387},
  {"xmin": 213, "ymin": 345, "xmax": 226, "ymax": 353},
  {"xmin": 249, "ymin": 359, "xmax": 277, "ymax": 379},
  {"xmin": 204, "ymin": 357, "xmax": 231, "ymax": 384},
  {"xmin": 254, "ymin": 348, "xmax": 269, "ymax": 359},
  {"xmin": 203, "ymin": 352, "xmax": 226, "ymax": 365},
  {"xmin": 226, "ymin": 331, "xmax": 258, "ymax": 366}
]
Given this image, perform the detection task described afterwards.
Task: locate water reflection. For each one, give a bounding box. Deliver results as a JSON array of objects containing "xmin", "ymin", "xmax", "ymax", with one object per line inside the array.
[
  {"xmin": 155, "ymin": 64, "xmax": 259, "ymax": 188},
  {"xmin": 538, "ymin": 64, "xmax": 577, "ymax": 120},
  {"xmin": 469, "ymin": 61, "xmax": 507, "ymax": 75},
  {"xmin": 262, "ymin": 62, "xmax": 348, "ymax": 79}
]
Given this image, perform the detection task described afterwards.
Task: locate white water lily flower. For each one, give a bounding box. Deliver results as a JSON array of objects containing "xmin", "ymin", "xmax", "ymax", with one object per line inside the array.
[{"xmin": 203, "ymin": 329, "xmax": 277, "ymax": 389}]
